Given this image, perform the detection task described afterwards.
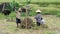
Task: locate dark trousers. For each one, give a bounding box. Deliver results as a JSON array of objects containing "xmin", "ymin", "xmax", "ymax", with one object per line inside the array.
[
  {"xmin": 16, "ymin": 18, "xmax": 21, "ymax": 28},
  {"xmin": 37, "ymin": 22, "xmax": 41, "ymax": 26}
]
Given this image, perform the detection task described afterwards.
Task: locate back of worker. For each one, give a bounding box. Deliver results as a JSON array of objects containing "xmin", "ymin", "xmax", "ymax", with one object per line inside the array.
[{"xmin": 35, "ymin": 9, "xmax": 42, "ymax": 26}]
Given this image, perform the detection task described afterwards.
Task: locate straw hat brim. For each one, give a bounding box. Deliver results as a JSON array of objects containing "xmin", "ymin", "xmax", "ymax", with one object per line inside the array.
[{"xmin": 36, "ymin": 10, "xmax": 41, "ymax": 12}]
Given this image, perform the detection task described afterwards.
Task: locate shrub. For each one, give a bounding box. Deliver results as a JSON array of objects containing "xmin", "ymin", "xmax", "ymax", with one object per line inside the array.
[
  {"xmin": 9, "ymin": 12, "xmax": 16, "ymax": 19},
  {"xmin": 56, "ymin": 13, "xmax": 60, "ymax": 17},
  {"xmin": 10, "ymin": 1, "xmax": 20, "ymax": 11}
]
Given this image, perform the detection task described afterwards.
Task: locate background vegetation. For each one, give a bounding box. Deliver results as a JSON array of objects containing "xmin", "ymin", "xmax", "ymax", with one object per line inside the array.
[
  {"xmin": 0, "ymin": 0, "xmax": 60, "ymax": 16},
  {"xmin": 0, "ymin": 0, "xmax": 60, "ymax": 34}
]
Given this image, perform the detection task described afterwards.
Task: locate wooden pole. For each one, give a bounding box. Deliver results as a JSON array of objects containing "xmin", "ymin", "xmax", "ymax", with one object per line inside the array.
[
  {"xmin": 2, "ymin": 3, "xmax": 5, "ymax": 11},
  {"xmin": 25, "ymin": 0, "xmax": 31, "ymax": 29},
  {"xmin": 2, "ymin": 3, "xmax": 7, "ymax": 22},
  {"xmin": 26, "ymin": 7, "xmax": 28, "ymax": 29}
]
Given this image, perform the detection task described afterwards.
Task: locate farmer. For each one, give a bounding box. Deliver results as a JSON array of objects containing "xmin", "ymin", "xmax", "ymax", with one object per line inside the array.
[
  {"xmin": 35, "ymin": 9, "xmax": 42, "ymax": 26},
  {"xmin": 16, "ymin": 8, "xmax": 22, "ymax": 28},
  {"xmin": 35, "ymin": 9, "xmax": 47, "ymax": 27}
]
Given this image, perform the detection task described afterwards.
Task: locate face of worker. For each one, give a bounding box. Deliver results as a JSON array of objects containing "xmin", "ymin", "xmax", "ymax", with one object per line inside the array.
[
  {"xmin": 18, "ymin": 8, "xmax": 22, "ymax": 12},
  {"xmin": 19, "ymin": 11, "xmax": 21, "ymax": 12}
]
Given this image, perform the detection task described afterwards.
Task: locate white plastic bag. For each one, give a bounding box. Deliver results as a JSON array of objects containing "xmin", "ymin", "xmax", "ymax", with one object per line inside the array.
[{"xmin": 41, "ymin": 19, "xmax": 46, "ymax": 24}]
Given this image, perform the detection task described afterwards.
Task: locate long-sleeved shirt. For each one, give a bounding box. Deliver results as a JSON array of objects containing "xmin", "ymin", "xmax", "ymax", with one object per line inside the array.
[{"xmin": 35, "ymin": 14, "xmax": 42, "ymax": 23}]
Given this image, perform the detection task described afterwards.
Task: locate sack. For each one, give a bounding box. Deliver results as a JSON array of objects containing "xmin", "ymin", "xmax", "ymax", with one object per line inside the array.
[{"xmin": 41, "ymin": 19, "xmax": 46, "ymax": 24}]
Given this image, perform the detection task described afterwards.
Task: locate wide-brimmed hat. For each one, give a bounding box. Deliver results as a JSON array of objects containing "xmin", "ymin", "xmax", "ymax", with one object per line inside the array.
[{"xmin": 36, "ymin": 9, "xmax": 41, "ymax": 13}]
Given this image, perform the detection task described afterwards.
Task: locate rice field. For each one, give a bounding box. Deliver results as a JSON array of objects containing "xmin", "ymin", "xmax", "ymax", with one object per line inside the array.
[
  {"xmin": 0, "ymin": 0, "xmax": 60, "ymax": 34},
  {"xmin": 0, "ymin": 15, "xmax": 60, "ymax": 34}
]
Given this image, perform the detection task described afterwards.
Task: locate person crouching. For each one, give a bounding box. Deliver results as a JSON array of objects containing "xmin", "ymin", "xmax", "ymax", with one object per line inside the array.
[{"xmin": 35, "ymin": 9, "xmax": 42, "ymax": 26}]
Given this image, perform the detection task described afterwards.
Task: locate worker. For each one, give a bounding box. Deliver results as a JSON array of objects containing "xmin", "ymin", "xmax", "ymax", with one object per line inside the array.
[
  {"xmin": 35, "ymin": 9, "xmax": 47, "ymax": 28},
  {"xmin": 35, "ymin": 9, "xmax": 42, "ymax": 26},
  {"xmin": 16, "ymin": 8, "xmax": 22, "ymax": 28}
]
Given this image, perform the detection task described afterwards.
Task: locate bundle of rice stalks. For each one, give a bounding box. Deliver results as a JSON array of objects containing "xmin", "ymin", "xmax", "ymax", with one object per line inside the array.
[{"xmin": 21, "ymin": 17, "xmax": 33, "ymax": 29}]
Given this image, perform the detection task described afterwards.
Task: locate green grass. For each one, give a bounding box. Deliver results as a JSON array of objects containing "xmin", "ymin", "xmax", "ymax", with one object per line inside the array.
[{"xmin": 0, "ymin": 0, "xmax": 60, "ymax": 2}]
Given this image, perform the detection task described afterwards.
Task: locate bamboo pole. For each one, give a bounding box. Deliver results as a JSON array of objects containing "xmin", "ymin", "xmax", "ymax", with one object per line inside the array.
[
  {"xmin": 26, "ymin": 7, "xmax": 28, "ymax": 29},
  {"xmin": 2, "ymin": 3, "xmax": 7, "ymax": 22},
  {"xmin": 2, "ymin": 3, "xmax": 5, "ymax": 11}
]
